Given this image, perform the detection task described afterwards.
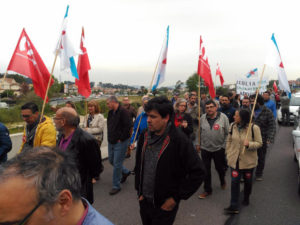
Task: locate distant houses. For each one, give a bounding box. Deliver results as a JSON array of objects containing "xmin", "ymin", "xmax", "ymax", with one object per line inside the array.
[
  {"xmin": 63, "ymin": 82, "xmax": 139, "ymax": 95},
  {"xmin": 0, "ymin": 78, "xmax": 21, "ymax": 96}
]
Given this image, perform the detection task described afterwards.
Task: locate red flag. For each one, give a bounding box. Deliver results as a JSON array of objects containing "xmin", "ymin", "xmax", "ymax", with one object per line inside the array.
[
  {"xmin": 216, "ymin": 63, "xmax": 224, "ymax": 86},
  {"xmin": 7, "ymin": 28, "xmax": 53, "ymax": 101},
  {"xmin": 197, "ymin": 36, "xmax": 215, "ymax": 98},
  {"xmin": 75, "ymin": 27, "xmax": 91, "ymax": 98},
  {"xmin": 273, "ymin": 81, "xmax": 278, "ymax": 93}
]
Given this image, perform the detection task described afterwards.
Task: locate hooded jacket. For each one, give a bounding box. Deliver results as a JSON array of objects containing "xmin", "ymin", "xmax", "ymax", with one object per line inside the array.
[{"xmin": 19, "ymin": 116, "xmax": 56, "ymax": 152}]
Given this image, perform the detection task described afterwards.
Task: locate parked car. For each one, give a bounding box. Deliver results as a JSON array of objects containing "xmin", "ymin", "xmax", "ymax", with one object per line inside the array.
[
  {"xmin": 292, "ymin": 114, "xmax": 300, "ymax": 195},
  {"xmin": 277, "ymin": 94, "xmax": 300, "ymax": 124}
]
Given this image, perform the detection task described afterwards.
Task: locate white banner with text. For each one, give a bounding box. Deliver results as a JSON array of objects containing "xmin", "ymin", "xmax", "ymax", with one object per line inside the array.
[{"xmin": 236, "ymin": 78, "xmax": 268, "ymax": 96}]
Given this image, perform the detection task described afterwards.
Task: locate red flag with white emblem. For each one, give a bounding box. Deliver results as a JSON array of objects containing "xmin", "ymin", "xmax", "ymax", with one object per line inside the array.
[
  {"xmin": 7, "ymin": 28, "xmax": 53, "ymax": 101},
  {"xmin": 197, "ymin": 36, "xmax": 215, "ymax": 98},
  {"xmin": 75, "ymin": 27, "xmax": 91, "ymax": 98}
]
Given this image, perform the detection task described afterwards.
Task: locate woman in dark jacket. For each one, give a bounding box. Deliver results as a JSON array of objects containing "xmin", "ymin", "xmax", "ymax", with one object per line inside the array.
[{"xmin": 174, "ymin": 98, "xmax": 193, "ymax": 138}]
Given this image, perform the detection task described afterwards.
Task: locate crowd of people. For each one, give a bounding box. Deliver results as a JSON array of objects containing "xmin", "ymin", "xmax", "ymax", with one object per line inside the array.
[{"xmin": 0, "ymin": 88, "xmax": 287, "ymax": 225}]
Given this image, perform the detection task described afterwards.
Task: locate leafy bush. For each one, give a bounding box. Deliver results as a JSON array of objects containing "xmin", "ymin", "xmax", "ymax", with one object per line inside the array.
[{"xmin": 0, "ymin": 107, "xmax": 22, "ymax": 123}]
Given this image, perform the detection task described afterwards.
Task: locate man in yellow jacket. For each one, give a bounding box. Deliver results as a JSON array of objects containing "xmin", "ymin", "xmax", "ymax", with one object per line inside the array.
[{"xmin": 19, "ymin": 102, "xmax": 56, "ymax": 152}]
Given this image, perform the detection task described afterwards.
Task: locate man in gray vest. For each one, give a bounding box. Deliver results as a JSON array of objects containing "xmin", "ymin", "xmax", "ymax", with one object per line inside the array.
[{"xmin": 198, "ymin": 100, "xmax": 229, "ymax": 199}]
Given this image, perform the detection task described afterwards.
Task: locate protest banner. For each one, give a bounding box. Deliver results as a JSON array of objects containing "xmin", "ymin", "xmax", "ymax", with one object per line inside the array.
[{"xmin": 236, "ymin": 77, "xmax": 268, "ymax": 96}]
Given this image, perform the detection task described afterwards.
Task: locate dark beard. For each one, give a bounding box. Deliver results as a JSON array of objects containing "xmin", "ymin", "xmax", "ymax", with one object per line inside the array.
[{"xmin": 221, "ymin": 103, "xmax": 229, "ymax": 109}]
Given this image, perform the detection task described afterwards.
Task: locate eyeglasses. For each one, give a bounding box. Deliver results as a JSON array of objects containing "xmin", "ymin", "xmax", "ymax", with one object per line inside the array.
[
  {"xmin": 21, "ymin": 114, "xmax": 32, "ymax": 118},
  {"xmin": 18, "ymin": 200, "xmax": 44, "ymax": 225}
]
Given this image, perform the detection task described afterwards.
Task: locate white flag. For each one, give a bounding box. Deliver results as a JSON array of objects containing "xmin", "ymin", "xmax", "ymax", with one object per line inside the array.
[{"xmin": 265, "ymin": 33, "xmax": 291, "ymax": 96}]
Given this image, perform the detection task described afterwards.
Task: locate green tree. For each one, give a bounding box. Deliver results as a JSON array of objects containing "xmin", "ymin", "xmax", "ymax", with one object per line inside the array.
[
  {"xmin": 0, "ymin": 90, "xmax": 14, "ymax": 98},
  {"xmin": 90, "ymin": 82, "xmax": 95, "ymax": 88},
  {"xmin": 48, "ymin": 77, "xmax": 63, "ymax": 98},
  {"xmin": 185, "ymin": 73, "xmax": 207, "ymax": 93},
  {"xmin": 158, "ymin": 87, "xmax": 169, "ymax": 95},
  {"xmin": 140, "ymin": 86, "xmax": 147, "ymax": 95},
  {"xmin": 267, "ymin": 79, "xmax": 277, "ymax": 89},
  {"xmin": 174, "ymin": 80, "xmax": 183, "ymax": 94},
  {"xmin": 216, "ymin": 86, "xmax": 229, "ymax": 96}
]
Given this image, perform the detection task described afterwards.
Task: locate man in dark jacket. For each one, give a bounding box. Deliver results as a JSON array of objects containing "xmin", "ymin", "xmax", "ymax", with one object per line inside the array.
[
  {"xmin": 107, "ymin": 96, "xmax": 132, "ymax": 195},
  {"xmin": 250, "ymin": 94, "xmax": 276, "ymax": 181},
  {"xmin": 55, "ymin": 107, "xmax": 102, "ymax": 204},
  {"xmin": 122, "ymin": 96, "xmax": 137, "ymax": 158},
  {"xmin": 218, "ymin": 95, "xmax": 236, "ymax": 123},
  {"xmin": 135, "ymin": 97, "xmax": 205, "ymax": 225},
  {"xmin": 0, "ymin": 122, "xmax": 12, "ymax": 163}
]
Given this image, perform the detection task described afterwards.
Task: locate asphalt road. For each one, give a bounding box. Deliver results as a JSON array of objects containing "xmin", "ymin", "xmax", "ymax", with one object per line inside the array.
[
  {"xmin": 8, "ymin": 125, "xmax": 300, "ymax": 225},
  {"xmin": 92, "ymin": 125, "xmax": 300, "ymax": 225}
]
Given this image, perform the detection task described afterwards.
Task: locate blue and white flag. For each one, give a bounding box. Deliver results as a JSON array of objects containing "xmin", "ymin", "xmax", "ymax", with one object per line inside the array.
[
  {"xmin": 265, "ymin": 33, "xmax": 291, "ymax": 97},
  {"xmin": 246, "ymin": 68, "xmax": 258, "ymax": 78},
  {"xmin": 55, "ymin": 5, "xmax": 79, "ymax": 79},
  {"xmin": 152, "ymin": 26, "xmax": 169, "ymax": 91}
]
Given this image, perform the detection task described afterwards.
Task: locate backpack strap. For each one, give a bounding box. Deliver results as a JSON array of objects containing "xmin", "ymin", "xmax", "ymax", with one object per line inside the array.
[
  {"xmin": 229, "ymin": 122, "xmax": 235, "ymax": 135},
  {"xmin": 229, "ymin": 122, "xmax": 254, "ymax": 140}
]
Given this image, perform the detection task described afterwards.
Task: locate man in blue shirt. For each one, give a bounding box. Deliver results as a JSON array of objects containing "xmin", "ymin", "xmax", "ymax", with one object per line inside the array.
[
  {"xmin": 263, "ymin": 91, "xmax": 277, "ymax": 119},
  {"xmin": 0, "ymin": 147, "xmax": 113, "ymax": 225}
]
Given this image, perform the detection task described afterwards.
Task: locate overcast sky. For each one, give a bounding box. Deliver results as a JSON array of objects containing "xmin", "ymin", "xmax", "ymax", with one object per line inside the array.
[{"xmin": 1, "ymin": 0, "xmax": 299, "ymax": 87}]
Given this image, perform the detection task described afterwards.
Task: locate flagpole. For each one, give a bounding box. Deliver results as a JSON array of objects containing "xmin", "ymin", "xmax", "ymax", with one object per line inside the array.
[
  {"xmin": 242, "ymin": 64, "xmax": 266, "ymax": 154},
  {"xmin": 132, "ymin": 34, "xmax": 165, "ymax": 145},
  {"xmin": 148, "ymin": 59, "xmax": 160, "ymax": 94},
  {"xmin": 198, "ymin": 75, "xmax": 201, "ymax": 149},
  {"xmin": 132, "ymin": 50, "xmax": 161, "ymax": 145},
  {"xmin": 148, "ymin": 40, "xmax": 165, "ymax": 94},
  {"xmin": 85, "ymin": 98, "xmax": 88, "ymax": 116},
  {"xmin": 39, "ymin": 50, "xmax": 59, "ymax": 123}
]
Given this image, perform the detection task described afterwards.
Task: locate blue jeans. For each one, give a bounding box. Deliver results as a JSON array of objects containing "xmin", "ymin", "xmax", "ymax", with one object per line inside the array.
[{"xmin": 108, "ymin": 139, "xmax": 130, "ymax": 189}]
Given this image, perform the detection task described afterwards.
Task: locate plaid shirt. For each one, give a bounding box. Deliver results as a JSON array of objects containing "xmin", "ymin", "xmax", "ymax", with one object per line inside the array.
[{"xmin": 253, "ymin": 105, "xmax": 276, "ymax": 143}]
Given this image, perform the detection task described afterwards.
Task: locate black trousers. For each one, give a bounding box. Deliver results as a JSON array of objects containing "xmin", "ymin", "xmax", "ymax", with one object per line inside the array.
[
  {"xmin": 201, "ymin": 148, "xmax": 226, "ymax": 193},
  {"xmin": 256, "ymin": 142, "xmax": 267, "ymax": 177},
  {"xmin": 281, "ymin": 108, "xmax": 290, "ymax": 125},
  {"xmin": 230, "ymin": 165, "xmax": 254, "ymax": 209},
  {"xmin": 139, "ymin": 199, "xmax": 179, "ymax": 225}
]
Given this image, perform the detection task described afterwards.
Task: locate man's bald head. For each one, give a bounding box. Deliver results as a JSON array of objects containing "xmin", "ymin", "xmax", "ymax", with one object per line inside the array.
[
  {"xmin": 58, "ymin": 107, "xmax": 77, "ymax": 116},
  {"xmin": 56, "ymin": 107, "xmax": 79, "ymax": 127}
]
